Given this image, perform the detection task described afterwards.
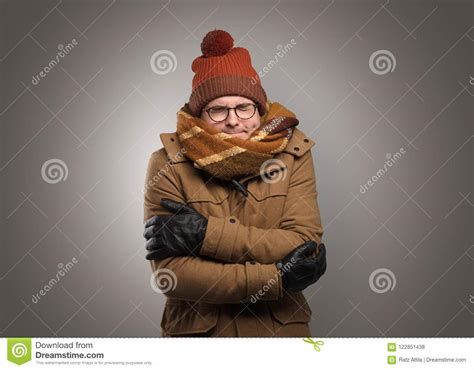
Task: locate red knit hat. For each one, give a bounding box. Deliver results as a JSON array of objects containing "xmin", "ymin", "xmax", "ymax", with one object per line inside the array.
[{"xmin": 188, "ymin": 29, "xmax": 267, "ymax": 117}]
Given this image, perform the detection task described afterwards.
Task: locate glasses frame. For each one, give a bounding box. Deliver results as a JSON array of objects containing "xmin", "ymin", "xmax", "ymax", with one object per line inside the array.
[{"xmin": 205, "ymin": 103, "xmax": 258, "ymax": 123}]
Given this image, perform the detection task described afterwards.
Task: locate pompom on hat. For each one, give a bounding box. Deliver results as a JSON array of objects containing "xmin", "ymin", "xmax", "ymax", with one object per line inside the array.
[{"xmin": 188, "ymin": 29, "xmax": 267, "ymax": 117}]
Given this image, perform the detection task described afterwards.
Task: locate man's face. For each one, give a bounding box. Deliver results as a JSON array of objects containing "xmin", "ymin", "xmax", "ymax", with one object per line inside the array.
[{"xmin": 200, "ymin": 96, "xmax": 261, "ymax": 140}]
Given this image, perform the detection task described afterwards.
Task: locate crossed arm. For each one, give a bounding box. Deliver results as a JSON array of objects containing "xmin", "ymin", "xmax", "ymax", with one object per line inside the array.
[
  {"xmin": 199, "ymin": 151, "xmax": 323, "ymax": 264},
  {"xmin": 143, "ymin": 149, "xmax": 323, "ymax": 303}
]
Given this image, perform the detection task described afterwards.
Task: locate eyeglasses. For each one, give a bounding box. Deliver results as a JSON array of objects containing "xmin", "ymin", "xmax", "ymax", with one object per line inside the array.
[{"xmin": 205, "ymin": 103, "xmax": 257, "ymax": 123}]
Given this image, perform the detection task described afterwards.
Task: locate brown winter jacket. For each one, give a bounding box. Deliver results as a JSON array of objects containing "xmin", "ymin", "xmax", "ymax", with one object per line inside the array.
[{"xmin": 143, "ymin": 127, "xmax": 324, "ymax": 337}]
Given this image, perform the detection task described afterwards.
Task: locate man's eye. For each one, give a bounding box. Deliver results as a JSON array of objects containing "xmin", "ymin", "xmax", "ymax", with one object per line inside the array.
[
  {"xmin": 210, "ymin": 107, "xmax": 226, "ymax": 113},
  {"xmin": 237, "ymin": 104, "xmax": 252, "ymax": 111}
]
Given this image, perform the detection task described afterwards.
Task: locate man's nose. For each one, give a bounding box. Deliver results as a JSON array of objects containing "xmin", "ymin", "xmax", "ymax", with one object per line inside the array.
[{"xmin": 225, "ymin": 109, "xmax": 239, "ymax": 126}]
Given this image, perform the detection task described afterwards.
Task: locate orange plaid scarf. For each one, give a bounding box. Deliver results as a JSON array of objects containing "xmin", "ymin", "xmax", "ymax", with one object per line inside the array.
[{"xmin": 176, "ymin": 101, "xmax": 299, "ymax": 181}]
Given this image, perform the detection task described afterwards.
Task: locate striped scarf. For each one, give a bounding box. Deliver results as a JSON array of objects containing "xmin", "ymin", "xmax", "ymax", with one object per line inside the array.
[{"xmin": 176, "ymin": 101, "xmax": 299, "ymax": 181}]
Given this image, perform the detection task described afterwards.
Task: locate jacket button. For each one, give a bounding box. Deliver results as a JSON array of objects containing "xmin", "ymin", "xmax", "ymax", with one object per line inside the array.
[
  {"xmin": 303, "ymin": 138, "xmax": 309, "ymax": 143},
  {"xmin": 229, "ymin": 218, "xmax": 236, "ymax": 223},
  {"xmin": 294, "ymin": 146, "xmax": 300, "ymax": 151}
]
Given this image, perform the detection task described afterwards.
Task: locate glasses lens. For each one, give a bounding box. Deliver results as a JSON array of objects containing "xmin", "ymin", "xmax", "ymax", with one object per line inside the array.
[
  {"xmin": 208, "ymin": 107, "xmax": 228, "ymax": 122},
  {"xmin": 236, "ymin": 105, "xmax": 256, "ymax": 119}
]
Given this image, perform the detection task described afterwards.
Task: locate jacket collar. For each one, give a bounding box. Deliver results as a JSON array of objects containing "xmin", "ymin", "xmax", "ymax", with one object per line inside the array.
[{"xmin": 159, "ymin": 127, "xmax": 315, "ymax": 183}]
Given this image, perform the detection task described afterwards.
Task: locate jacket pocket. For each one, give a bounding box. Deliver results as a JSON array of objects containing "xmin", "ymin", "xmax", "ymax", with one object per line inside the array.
[
  {"xmin": 267, "ymin": 291, "xmax": 312, "ymax": 324},
  {"xmin": 182, "ymin": 180, "xmax": 231, "ymax": 219},
  {"xmin": 246, "ymin": 169, "xmax": 289, "ymax": 202},
  {"xmin": 161, "ymin": 299, "xmax": 219, "ymax": 336},
  {"xmin": 245, "ymin": 174, "xmax": 289, "ymax": 228},
  {"xmin": 185, "ymin": 181, "xmax": 230, "ymax": 204}
]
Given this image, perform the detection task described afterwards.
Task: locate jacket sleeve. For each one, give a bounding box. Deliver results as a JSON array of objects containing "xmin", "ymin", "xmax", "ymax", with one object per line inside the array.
[
  {"xmin": 144, "ymin": 150, "xmax": 282, "ymax": 304},
  {"xmin": 199, "ymin": 150, "xmax": 324, "ymax": 264}
]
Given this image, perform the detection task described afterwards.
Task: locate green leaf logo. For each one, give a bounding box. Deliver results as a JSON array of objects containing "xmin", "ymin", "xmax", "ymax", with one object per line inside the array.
[
  {"xmin": 7, "ymin": 338, "xmax": 32, "ymax": 365},
  {"xmin": 303, "ymin": 337, "xmax": 324, "ymax": 351}
]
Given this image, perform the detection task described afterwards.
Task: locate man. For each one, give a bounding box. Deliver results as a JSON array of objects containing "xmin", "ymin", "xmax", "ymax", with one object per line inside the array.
[{"xmin": 143, "ymin": 29, "xmax": 327, "ymax": 337}]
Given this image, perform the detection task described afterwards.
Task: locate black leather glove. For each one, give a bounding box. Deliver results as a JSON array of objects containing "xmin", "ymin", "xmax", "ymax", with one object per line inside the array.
[
  {"xmin": 276, "ymin": 240, "xmax": 327, "ymax": 293},
  {"xmin": 143, "ymin": 198, "xmax": 208, "ymax": 260}
]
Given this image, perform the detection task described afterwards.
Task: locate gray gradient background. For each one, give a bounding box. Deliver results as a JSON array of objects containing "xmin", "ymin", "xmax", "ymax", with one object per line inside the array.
[{"xmin": 0, "ymin": 0, "xmax": 472, "ymax": 337}]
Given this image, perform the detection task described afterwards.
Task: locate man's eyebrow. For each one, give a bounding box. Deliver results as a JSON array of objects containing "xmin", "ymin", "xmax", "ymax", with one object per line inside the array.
[
  {"xmin": 209, "ymin": 104, "xmax": 226, "ymax": 108},
  {"xmin": 209, "ymin": 103, "xmax": 252, "ymax": 108}
]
